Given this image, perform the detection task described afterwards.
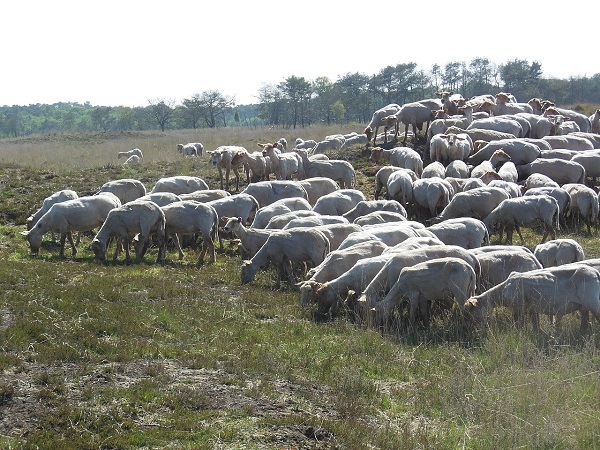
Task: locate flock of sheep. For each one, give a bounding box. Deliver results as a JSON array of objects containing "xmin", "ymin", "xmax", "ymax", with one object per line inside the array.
[{"xmin": 21, "ymin": 94, "xmax": 600, "ymax": 334}]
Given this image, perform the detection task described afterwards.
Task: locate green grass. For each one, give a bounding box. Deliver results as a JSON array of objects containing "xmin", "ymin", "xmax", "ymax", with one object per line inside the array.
[{"xmin": 1, "ymin": 126, "xmax": 600, "ymax": 448}]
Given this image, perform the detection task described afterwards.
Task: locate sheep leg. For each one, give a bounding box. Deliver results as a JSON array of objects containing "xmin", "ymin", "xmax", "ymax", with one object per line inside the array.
[
  {"xmin": 172, "ymin": 234, "xmax": 184, "ymax": 260},
  {"xmin": 579, "ymin": 310, "xmax": 590, "ymax": 332},
  {"xmin": 66, "ymin": 232, "xmax": 77, "ymax": 257},
  {"xmin": 514, "ymin": 225, "xmax": 525, "ymax": 245},
  {"xmin": 408, "ymin": 291, "xmax": 420, "ymax": 329},
  {"xmin": 59, "ymin": 232, "xmax": 68, "ymax": 258}
]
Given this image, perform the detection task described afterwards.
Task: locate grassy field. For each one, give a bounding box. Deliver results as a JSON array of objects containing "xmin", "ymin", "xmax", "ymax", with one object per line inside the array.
[{"xmin": 1, "ymin": 126, "xmax": 600, "ymax": 449}]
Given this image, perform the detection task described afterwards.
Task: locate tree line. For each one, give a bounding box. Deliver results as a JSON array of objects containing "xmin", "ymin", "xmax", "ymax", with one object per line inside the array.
[{"xmin": 1, "ymin": 58, "xmax": 599, "ymax": 138}]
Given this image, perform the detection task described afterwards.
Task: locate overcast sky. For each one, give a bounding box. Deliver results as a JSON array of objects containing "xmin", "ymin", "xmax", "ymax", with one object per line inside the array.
[{"xmin": 2, "ymin": 1, "xmax": 598, "ymax": 107}]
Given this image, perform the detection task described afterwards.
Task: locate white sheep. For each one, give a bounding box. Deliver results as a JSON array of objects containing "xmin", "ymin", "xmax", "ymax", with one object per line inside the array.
[
  {"xmin": 426, "ymin": 217, "xmax": 489, "ymax": 249},
  {"xmin": 312, "ymin": 189, "xmax": 367, "ymax": 216},
  {"xmin": 483, "ymin": 194, "xmax": 559, "ymax": 245},
  {"xmin": 206, "ymin": 193, "xmax": 260, "ymax": 226},
  {"xmin": 466, "ymin": 116, "xmax": 524, "ymax": 138},
  {"xmin": 411, "ymin": 177, "xmax": 453, "ymax": 220},
  {"xmin": 589, "ymin": 109, "xmax": 600, "ymax": 133},
  {"xmin": 541, "ymin": 135, "xmax": 594, "ymax": 151},
  {"xmin": 371, "ymin": 257, "xmax": 477, "ymax": 329},
  {"xmin": 223, "ymin": 216, "xmax": 276, "ymax": 258},
  {"xmin": 298, "ymin": 177, "xmax": 340, "ymax": 206},
  {"xmin": 445, "ymin": 160, "xmax": 469, "ymax": 179},
  {"xmin": 179, "ymin": 189, "xmax": 231, "ymax": 203},
  {"xmin": 263, "ymin": 210, "xmax": 320, "ymax": 230},
  {"xmin": 369, "ymin": 147, "xmax": 423, "ymax": 177},
  {"xmin": 311, "ymin": 136, "xmax": 346, "ymax": 154},
  {"xmin": 241, "ymin": 228, "xmax": 330, "ymax": 288},
  {"xmin": 364, "ymin": 103, "xmax": 401, "ymax": 145},
  {"xmin": 467, "ymin": 139, "xmax": 541, "ymax": 166},
  {"xmin": 570, "ymin": 132, "xmax": 600, "ymax": 149},
  {"xmin": 562, "ymin": 183, "xmax": 599, "ymax": 234},
  {"xmin": 342, "ymin": 200, "xmax": 407, "ymax": 223},
  {"xmin": 302, "ymin": 223, "xmax": 363, "ymax": 252},
  {"xmin": 516, "ymin": 158, "xmax": 586, "ymax": 186},
  {"xmin": 122, "ymin": 154, "xmax": 141, "ymax": 165},
  {"xmin": 444, "ymin": 126, "xmax": 516, "ymax": 143},
  {"xmin": 294, "ymin": 138, "xmax": 319, "ymax": 150},
  {"xmin": 136, "ymin": 192, "xmax": 182, "ymax": 207},
  {"xmin": 230, "ymin": 149, "xmax": 270, "ymax": 183},
  {"xmin": 387, "ymin": 99, "xmax": 443, "ymax": 144},
  {"xmin": 386, "ymin": 170, "xmax": 415, "ymax": 208},
  {"xmin": 542, "ymin": 106, "xmax": 592, "ymax": 133},
  {"xmin": 207, "ymin": 146, "xmax": 248, "ymax": 191},
  {"xmin": 522, "ymin": 173, "xmax": 560, "ymax": 190},
  {"xmin": 96, "ymin": 178, "xmax": 146, "ymax": 204},
  {"xmin": 22, "ymin": 194, "xmax": 121, "ymax": 258},
  {"xmin": 514, "ymin": 113, "xmax": 553, "ymax": 138},
  {"xmin": 465, "ymin": 265, "xmax": 600, "ymax": 331},
  {"xmin": 177, "ymin": 143, "xmax": 201, "ymax": 156},
  {"xmin": 91, "ymin": 200, "xmax": 166, "ymax": 263},
  {"xmin": 534, "ymin": 238, "xmax": 585, "ymax": 268},
  {"xmin": 160, "ymin": 200, "xmax": 219, "ymax": 264},
  {"xmin": 117, "ymin": 148, "xmax": 143, "ymax": 160},
  {"xmin": 431, "ymin": 186, "xmax": 509, "ymax": 223},
  {"xmin": 27, "ymin": 189, "xmax": 79, "ymax": 231},
  {"xmin": 260, "ymin": 143, "xmax": 303, "ymax": 181},
  {"xmin": 569, "ymin": 150, "xmax": 600, "ymax": 186},
  {"xmin": 473, "ymin": 249, "xmax": 543, "ymax": 292},
  {"xmin": 149, "ymin": 176, "xmax": 209, "ymax": 196},
  {"xmin": 492, "ymin": 92, "xmax": 534, "ymax": 115},
  {"xmin": 250, "ymin": 197, "xmax": 312, "ymax": 228},
  {"xmin": 523, "ymin": 186, "xmax": 570, "ymax": 227},
  {"xmin": 426, "ymin": 106, "xmax": 474, "ymax": 144},
  {"xmin": 240, "ymin": 180, "xmax": 308, "ymax": 208},
  {"xmin": 294, "ymin": 149, "xmax": 355, "ymax": 188},
  {"xmin": 281, "ymin": 215, "xmax": 350, "ymax": 231},
  {"xmin": 420, "ymin": 161, "xmax": 446, "ymax": 179},
  {"xmin": 353, "ymin": 211, "xmax": 407, "ymax": 226}
]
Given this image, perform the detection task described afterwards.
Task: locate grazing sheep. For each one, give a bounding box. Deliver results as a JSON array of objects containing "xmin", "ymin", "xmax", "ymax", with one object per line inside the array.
[
  {"xmin": 569, "ymin": 151, "xmax": 600, "ymax": 186},
  {"xmin": 467, "ymin": 116, "xmax": 524, "ymax": 138},
  {"xmin": 445, "ymin": 160, "xmax": 469, "ymax": 179},
  {"xmin": 411, "ymin": 177, "xmax": 453, "ymax": 220},
  {"xmin": 483, "ymin": 194, "xmax": 559, "ymax": 245},
  {"xmin": 96, "ymin": 178, "xmax": 146, "ymax": 204},
  {"xmin": 353, "ymin": 211, "xmax": 407, "ymax": 226},
  {"xmin": 207, "ymin": 145, "xmax": 248, "ymax": 191},
  {"xmin": 117, "ymin": 148, "xmax": 143, "ymax": 160},
  {"xmin": 473, "ymin": 249, "xmax": 542, "ymax": 292},
  {"xmin": 311, "ymin": 136, "xmax": 346, "ymax": 154},
  {"xmin": 261, "ymin": 143, "xmax": 303, "ymax": 181},
  {"xmin": 294, "ymin": 138, "xmax": 319, "ymax": 150},
  {"xmin": 534, "ymin": 239, "xmax": 585, "ymax": 268},
  {"xmin": 523, "ymin": 186, "xmax": 570, "ymax": 228},
  {"xmin": 364, "ymin": 103, "xmax": 401, "ymax": 145},
  {"xmin": 150, "ymin": 176, "xmax": 209, "ymax": 195},
  {"xmin": 302, "ymin": 223, "xmax": 363, "ymax": 252},
  {"xmin": 241, "ymin": 228, "xmax": 330, "ymax": 288},
  {"xmin": 312, "ymin": 189, "xmax": 366, "ymax": 216},
  {"xmin": 369, "ymin": 146, "xmax": 423, "ymax": 177},
  {"xmin": 240, "ymin": 180, "xmax": 308, "ymax": 208},
  {"xmin": 371, "ymin": 257, "xmax": 477, "ymax": 329},
  {"xmin": 179, "ymin": 189, "xmax": 231, "ymax": 203},
  {"xmin": 91, "ymin": 200, "xmax": 166, "ymax": 264},
  {"xmin": 374, "ymin": 166, "xmax": 405, "ymax": 200},
  {"xmin": 444, "ymin": 126, "xmax": 516, "ymax": 143},
  {"xmin": 543, "ymin": 106, "xmax": 592, "ymax": 133},
  {"xmin": 426, "ymin": 217, "xmax": 489, "ymax": 249},
  {"xmin": 207, "ymin": 193, "xmax": 260, "ymax": 226},
  {"xmin": 465, "ymin": 265, "xmax": 600, "ymax": 331},
  {"xmin": 264, "ymin": 210, "xmax": 321, "ymax": 230},
  {"xmin": 492, "ymin": 92, "xmax": 534, "ymax": 115},
  {"xmin": 223, "ymin": 216, "xmax": 275, "ymax": 258},
  {"xmin": 562, "ymin": 183, "xmax": 599, "ymax": 234},
  {"xmin": 27, "ymin": 189, "xmax": 79, "ymax": 231},
  {"xmin": 294, "ymin": 149, "xmax": 355, "ymax": 188},
  {"xmin": 282, "ymin": 215, "xmax": 350, "ymax": 231},
  {"xmin": 160, "ymin": 200, "xmax": 219, "ymax": 264},
  {"xmin": 467, "ymin": 139, "xmax": 541, "ymax": 166},
  {"xmin": 386, "ymin": 170, "xmax": 415, "ymax": 208},
  {"xmin": 22, "ymin": 194, "xmax": 121, "ymax": 258},
  {"xmin": 541, "ymin": 135, "xmax": 594, "ymax": 151},
  {"xmin": 522, "ymin": 173, "xmax": 559, "ymax": 190},
  {"xmin": 298, "ymin": 177, "xmax": 340, "ymax": 206},
  {"xmin": 177, "ymin": 143, "xmax": 203, "ymax": 156},
  {"xmin": 342, "ymin": 200, "xmax": 407, "ymax": 223},
  {"xmin": 420, "ymin": 161, "xmax": 446, "ymax": 179},
  {"xmin": 136, "ymin": 192, "xmax": 182, "ymax": 207},
  {"xmin": 516, "ymin": 158, "xmax": 586, "ymax": 185},
  {"xmin": 431, "ymin": 186, "xmax": 510, "ymax": 223},
  {"xmin": 251, "ymin": 197, "xmax": 312, "ymax": 228},
  {"xmin": 388, "ymin": 99, "xmax": 443, "ymax": 144},
  {"xmin": 122, "ymin": 154, "xmax": 141, "ymax": 166}
]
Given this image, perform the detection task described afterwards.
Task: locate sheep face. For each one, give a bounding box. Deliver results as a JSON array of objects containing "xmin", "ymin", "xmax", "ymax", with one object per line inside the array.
[
  {"xmin": 463, "ymin": 297, "xmax": 487, "ymax": 321},
  {"xmin": 91, "ymin": 239, "xmax": 107, "ymax": 261},
  {"xmin": 21, "ymin": 229, "xmax": 41, "ymax": 255},
  {"xmin": 209, "ymin": 152, "xmax": 221, "ymax": 167},
  {"xmin": 240, "ymin": 260, "xmax": 256, "ymax": 285}
]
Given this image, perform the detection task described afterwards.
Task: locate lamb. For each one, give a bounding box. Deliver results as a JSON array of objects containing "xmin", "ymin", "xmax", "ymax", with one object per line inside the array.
[
  {"xmin": 473, "ymin": 249, "xmax": 542, "ymax": 292},
  {"xmin": 179, "ymin": 189, "xmax": 231, "ymax": 203},
  {"xmin": 207, "ymin": 145, "xmax": 248, "ymax": 191},
  {"xmin": 562, "ymin": 183, "xmax": 599, "ymax": 234},
  {"xmin": 117, "ymin": 148, "xmax": 143, "ymax": 160},
  {"xmin": 149, "ymin": 176, "xmax": 209, "ymax": 195},
  {"xmin": 96, "ymin": 178, "xmax": 146, "ymax": 204},
  {"xmin": 177, "ymin": 143, "xmax": 203, "ymax": 156},
  {"xmin": 294, "ymin": 148, "xmax": 355, "ymax": 188},
  {"xmin": 251, "ymin": 197, "xmax": 312, "ymax": 228},
  {"xmin": 240, "ymin": 180, "xmax": 308, "ymax": 208},
  {"xmin": 91, "ymin": 200, "xmax": 166, "ymax": 264},
  {"xmin": 364, "ymin": 103, "xmax": 401, "ymax": 145},
  {"xmin": 303, "ymin": 240, "xmax": 389, "ymax": 289},
  {"xmin": 298, "ymin": 177, "xmax": 340, "ymax": 206},
  {"xmin": 22, "ymin": 194, "xmax": 121, "ymax": 258},
  {"xmin": 312, "ymin": 189, "xmax": 366, "ymax": 216},
  {"xmin": 160, "ymin": 200, "xmax": 219, "ymax": 264},
  {"xmin": 230, "ymin": 149, "xmax": 270, "ymax": 183},
  {"xmin": 342, "ymin": 200, "xmax": 407, "ymax": 223},
  {"xmin": 534, "ymin": 238, "xmax": 585, "ymax": 268},
  {"xmin": 483, "ymin": 194, "xmax": 559, "ymax": 245},
  {"xmin": 464, "ymin": 265, "xmax": 600, "ymax": 331},
  {"xmin": 426, "ymin": 217, "xmax": 489, "ymax": 249},
  {"xmin": 371, "ymin": 257, "xmax": 477, "ymax": 328},
  {"xmin": 260, "ymin": 143, "xmax": 303, "ymax": 181},
  {"xmin": 27, "ymin": 189, "xmax": 79, "ymax": 231},
  {"xmin": 430, "ymin": 186, "xmax": 510, "ymax": 223},
  {"xmin": 241, "ymin": 228, "xmax": 330, "ymax": 288}
]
